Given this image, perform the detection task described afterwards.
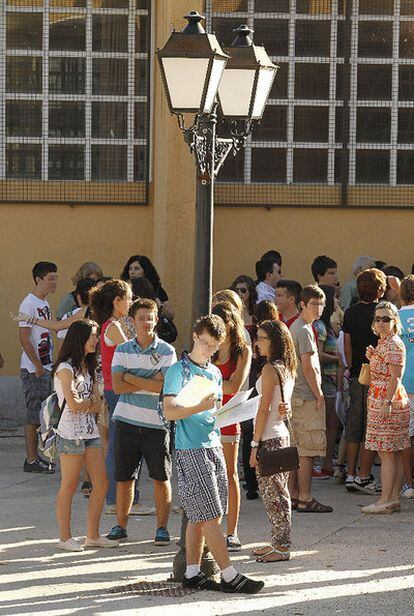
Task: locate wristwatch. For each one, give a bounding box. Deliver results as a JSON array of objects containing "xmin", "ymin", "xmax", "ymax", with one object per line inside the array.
[{"xmin": 250, "ymin": 440, "xmax": 260, "ymax": 449}]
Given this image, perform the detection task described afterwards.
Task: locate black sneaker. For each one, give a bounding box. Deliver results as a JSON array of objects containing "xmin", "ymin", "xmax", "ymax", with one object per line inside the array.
[
  {"xmin": 220, "ymin": 573, "xmax": 265, "ymax": 594},
  {"xmin": 246, "ymin": 491, "xmax": 259, "ymax": 500},
  {"xmin": 23, "ymin": 458, "xmax": 55, "ymax": 474},
  {"xmin": 182, "ymin": 572, "xmax": 220, "ymax": 591},
  {"xmin": 106, "ymin": 525, "xmax": 128, "ymax": 542}
]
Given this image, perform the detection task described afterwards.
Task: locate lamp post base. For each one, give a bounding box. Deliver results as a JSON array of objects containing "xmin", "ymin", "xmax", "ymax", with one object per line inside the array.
[{"xmin": 171, "ymin": 512, "xmax": 220, "ymax": 582}]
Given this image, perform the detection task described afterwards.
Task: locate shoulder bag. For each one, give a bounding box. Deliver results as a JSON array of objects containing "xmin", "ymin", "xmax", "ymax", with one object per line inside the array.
[{"xmin": 257, "ymin": 364, "xmax": 300, "ymax": 476}]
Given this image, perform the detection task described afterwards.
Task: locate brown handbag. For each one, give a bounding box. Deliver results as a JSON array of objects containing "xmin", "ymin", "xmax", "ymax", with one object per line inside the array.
[
  {"xmin": 358, "ymin": 363, "xmax": 371, "ymax": 386},
  {"xmin": 257, "ymin": 364, "xmax": 300, "ymax": 476}
]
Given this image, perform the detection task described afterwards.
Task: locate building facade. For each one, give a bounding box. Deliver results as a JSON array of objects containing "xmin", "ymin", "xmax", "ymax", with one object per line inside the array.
[{"xmin": 1, "ymin": 0, "xmax": 414, "ymax": 383}]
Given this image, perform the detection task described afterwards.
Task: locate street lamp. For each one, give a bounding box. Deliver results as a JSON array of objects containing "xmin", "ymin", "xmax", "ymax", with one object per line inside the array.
[
  {"xmin": 158, "ymin": 11, "xmax": 277, "ymax": 319},
  {"xmin": 157, "ymin": 11, "xmax": 277, "ymax": 582}
]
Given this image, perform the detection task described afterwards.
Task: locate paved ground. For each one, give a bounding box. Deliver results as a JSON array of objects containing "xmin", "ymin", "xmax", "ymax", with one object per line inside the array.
[{"xmin": 1, "ymin": 431, "xmax": 414, "ymax": 616}]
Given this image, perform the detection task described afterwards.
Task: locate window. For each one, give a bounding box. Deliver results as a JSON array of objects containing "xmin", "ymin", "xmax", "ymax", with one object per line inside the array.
[
  {"xmin": 208, "ymin": 1, "xmax": 414, "ymax": 201},
  {"xmin": 1, "ymin": 1, "xmax": 151, "ymax": 204},
  {"xmin": 356, "ymin": 108, "xmax": 391, "ymax": 143},
  {"xmin": 294, "ymin": 107, "xmax": 329, "ymax": 142},
  {"xmin": 358, "ymin": 22, "xmax": 393, "ymax": 58},
  {"xmin": 356, "ymin": 150, "xmax": 389, "ymax": 184},
  {"xmin": 295, "ymin": 64, "xmax": 330, "ymax": 100},
  {"xmin": 294, "ymin": 150, "xmax": 328, "ymax": 183}
]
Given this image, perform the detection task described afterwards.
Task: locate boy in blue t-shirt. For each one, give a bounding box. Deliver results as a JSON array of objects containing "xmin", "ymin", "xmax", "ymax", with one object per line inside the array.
[
  {"xmin": 163, "ymin": 315, "xmax": 264, "ymax": 595},
  {"xmin": 399, "ymin": 276, "xmax": 414, "ymax": 498}
]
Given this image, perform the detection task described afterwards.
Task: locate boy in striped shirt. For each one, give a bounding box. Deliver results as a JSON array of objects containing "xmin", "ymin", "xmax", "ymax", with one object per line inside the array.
[{"xmin": 108, "ymin": 298, "xmax": 176, "ymax": 545}]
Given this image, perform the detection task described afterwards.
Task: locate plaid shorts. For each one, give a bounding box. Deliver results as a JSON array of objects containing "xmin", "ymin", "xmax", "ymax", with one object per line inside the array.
[
  {"xmin": 175, "ymin": 447, "xmax": 228, "ymax": 524},
  {"xmin": 21, "ymin": 369, "xmax": 52, "ymax": 425}
]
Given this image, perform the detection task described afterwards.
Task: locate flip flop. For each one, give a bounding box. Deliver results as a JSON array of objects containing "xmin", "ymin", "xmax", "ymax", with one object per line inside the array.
[{"xmin": 256, "ymin": 547, "xmax": 290, "ymax": 563}]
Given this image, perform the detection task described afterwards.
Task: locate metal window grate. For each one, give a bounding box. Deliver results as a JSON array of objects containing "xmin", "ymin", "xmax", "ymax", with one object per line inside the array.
[
  {"xmin": 0, "ymin": 0, "xmax": 151, "ymax": 205},
  {"xmin": 206, "ymin": 0, "xmax": 414, "ymax": 208}
]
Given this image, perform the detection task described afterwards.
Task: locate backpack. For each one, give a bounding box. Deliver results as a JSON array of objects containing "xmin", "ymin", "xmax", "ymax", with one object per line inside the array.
[
  {"xmin": 37, "ymin": 392, "xmax": 66, "ymax": 461},
  {"xmin": 157, "ymin": 352, "xmax": 192, "ymax": 430}
]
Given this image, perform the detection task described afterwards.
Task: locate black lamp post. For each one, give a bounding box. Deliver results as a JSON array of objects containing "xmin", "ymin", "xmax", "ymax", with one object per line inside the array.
[
  {"xmin": 158, "ymin": 12, "xmax": 277, "ymax": 319},
  {"xmin": 157, "ymin": 11, "xmax": 278, "ymax": 582}
]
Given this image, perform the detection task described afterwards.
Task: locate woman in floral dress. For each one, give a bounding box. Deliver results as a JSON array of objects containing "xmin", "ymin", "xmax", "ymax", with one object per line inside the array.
[{"xmin": 362, "ymin": 301, "xmax": 410, "ymax": 515}]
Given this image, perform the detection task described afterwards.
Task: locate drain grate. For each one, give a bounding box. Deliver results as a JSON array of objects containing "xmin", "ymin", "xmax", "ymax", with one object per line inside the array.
[{"xmin": 106, "ymin": 580, "xmax": 193, "ymax": 597}]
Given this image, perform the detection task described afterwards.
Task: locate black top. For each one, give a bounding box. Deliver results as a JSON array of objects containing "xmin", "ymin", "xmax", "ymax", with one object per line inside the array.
[
  {"xmin": 156, "ymin": 285, "xmax": 168, "ymax": 303},
  {"xmin": 342, "ymin": 301, "xmax": 378, "ymax": 378}
]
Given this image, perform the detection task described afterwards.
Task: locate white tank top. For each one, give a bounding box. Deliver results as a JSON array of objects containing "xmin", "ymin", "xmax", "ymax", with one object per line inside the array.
[{"xmin": 255, "ymin": 368, "xmax": 294, "ymax": 441}]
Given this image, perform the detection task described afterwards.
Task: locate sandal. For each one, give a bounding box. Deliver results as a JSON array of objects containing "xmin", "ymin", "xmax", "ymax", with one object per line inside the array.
[
  {"xmin": 291, "ymin": 498, "xmax": 298, "ymax": 510},
  {"xmin": 81, "ymin": 481, "xmax": 92, "ymax": 497},
  {"xmin": 297, "ymin": 498, "xmax": 333, "ymax": 513},
  {"xmin": 252, "ymin": 545, "xmax": 273, "ymax": 557},
  {"xmin": 256, "ymin": 547, "xmax": 290, "ymax": 563}
]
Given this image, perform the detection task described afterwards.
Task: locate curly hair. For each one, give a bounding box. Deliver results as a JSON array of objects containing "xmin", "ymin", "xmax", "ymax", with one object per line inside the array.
[
  {"xmin": 231, "ymin": 275, "xmax": 257, "ymax": 316},
  {"xmin": 89, "ymin": 279, "xmax": 131, "ymax": 326},
  {"xmin": 257, "ymin": 319, "xmax": 297, "ymax": 378},
  {"xmin": 400, "ymin": 275, "xmax": 414, "ymax": 306},
  {"xmin": 212, "ymin": 301, "xmax": 248, "ymax": 362},
  {"xmin": 212, "ymin": 289, "xmax": 243, "ymax": 314},
  {"xmin": 120, "ymin": 255, "xmax": 161, "ymax": 291},
  {"xmin": 254, "ymin": 300, "xmax": 279, "ymax": 326}
]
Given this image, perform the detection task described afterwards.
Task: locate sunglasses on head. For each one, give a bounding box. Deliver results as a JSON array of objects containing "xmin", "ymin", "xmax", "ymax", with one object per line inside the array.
[
  {"xmin": 374, "ymin": 315, "xmax": 393, "ymax": 323},
  {"xmin": 237, "ymin": 287, "xmax": 248, "ymax": 293}
]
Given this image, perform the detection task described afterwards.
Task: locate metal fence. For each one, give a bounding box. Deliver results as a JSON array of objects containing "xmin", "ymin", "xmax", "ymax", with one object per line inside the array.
[
  {"xmin": 0, "ymin": 0, "xmax": 151, "ymax": 205},
  {"xmin": 206, "ymin": 0, "xmax": 414, "ymax": 208}
]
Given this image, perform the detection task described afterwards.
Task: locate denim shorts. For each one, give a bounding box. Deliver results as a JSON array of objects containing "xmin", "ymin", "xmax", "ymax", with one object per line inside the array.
[{"xmin": 56, "ymin": 435, "xmax": 102, "ymax": 455}]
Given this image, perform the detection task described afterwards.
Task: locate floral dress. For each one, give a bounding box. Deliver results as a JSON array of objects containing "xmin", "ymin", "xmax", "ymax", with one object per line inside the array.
[{"xmin": 365, "ymin": 333, "xmax": 410, "ymax": 452}]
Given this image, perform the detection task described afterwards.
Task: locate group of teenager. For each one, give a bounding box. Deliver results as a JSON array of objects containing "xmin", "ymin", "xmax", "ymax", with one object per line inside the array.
[{"xmin": 12, "ymin": 249, "xmax": 414, "ymax": 593}]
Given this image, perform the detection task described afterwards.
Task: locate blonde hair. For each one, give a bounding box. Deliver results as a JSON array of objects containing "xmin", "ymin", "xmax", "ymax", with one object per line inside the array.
[
  {"xmin": 212, "ymin": 289, "xmax": 243, "ymax": 314},
  {"xmin": 373, "ymin": 301, "xmax": 402, "ymax": 336},
  {"xmin": 71, "ymin": 261, "xmax": 103, "ymax": 285}
]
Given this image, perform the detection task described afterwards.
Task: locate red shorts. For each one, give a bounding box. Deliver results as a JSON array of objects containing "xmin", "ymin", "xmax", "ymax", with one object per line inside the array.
[{"xmin": 220, "ymin": 423, "xmax": 241, "ymax": 437}]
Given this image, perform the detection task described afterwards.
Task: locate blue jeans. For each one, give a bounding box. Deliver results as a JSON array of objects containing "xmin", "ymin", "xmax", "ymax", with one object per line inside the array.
[{"xmin": 104, "ymin": 389, "xmax": 141, "ymax": 506}]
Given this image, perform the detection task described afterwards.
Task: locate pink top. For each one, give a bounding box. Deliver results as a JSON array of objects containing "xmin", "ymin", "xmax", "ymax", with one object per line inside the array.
[{"xmin": 101, "ymin": 319, "xmax": 116, "ymax": 391}]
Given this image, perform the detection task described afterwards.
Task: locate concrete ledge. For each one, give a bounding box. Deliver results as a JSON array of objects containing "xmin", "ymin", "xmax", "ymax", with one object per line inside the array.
[{"xmin": 0, "ymin": 376, "xmax": 25, "ymax": 429}]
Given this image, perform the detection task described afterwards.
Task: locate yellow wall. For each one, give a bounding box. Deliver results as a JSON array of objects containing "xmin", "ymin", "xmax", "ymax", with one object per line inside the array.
[
  {"xmin": 213, "ymin": 207, "xmax": 414, "ymax": 291},
  {"xmin": 0, "ymin": 205, "xmax": 153, "ymax": 374},
  {"xmin": 2, "ymin": 0, "xmax": 414, "ymax": 376}
]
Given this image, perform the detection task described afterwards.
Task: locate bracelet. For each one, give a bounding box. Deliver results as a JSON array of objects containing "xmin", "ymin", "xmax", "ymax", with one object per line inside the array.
[{"xmin": 250, "ymin": 439, "xmax": 260, "ymax": 449}]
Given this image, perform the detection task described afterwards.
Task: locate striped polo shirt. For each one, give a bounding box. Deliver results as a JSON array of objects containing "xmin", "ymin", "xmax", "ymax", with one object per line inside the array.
[{"xmin": 111, "ymin": 335, "xmax": 176, "ymax": 430}]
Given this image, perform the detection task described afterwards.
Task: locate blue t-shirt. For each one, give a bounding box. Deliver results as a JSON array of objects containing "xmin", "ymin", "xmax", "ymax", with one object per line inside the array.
[
  {"xmin": 163, "ymin": 358, "xmax": 222, "ymax": 450},
  {"xmin": 399, "ymin": 306, "xmax": 414, "ymax": 393}
]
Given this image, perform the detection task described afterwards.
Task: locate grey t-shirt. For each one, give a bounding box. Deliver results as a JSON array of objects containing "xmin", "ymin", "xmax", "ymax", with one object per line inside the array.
[{"xmin": 290, "ymin": 317, "xmax": 321, "ymax": 400}]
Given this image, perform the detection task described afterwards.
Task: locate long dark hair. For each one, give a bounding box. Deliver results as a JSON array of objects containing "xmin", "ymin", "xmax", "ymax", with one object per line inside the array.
[
  {"xmin": 131, "ymin": 276, "xmax": 157, "ymax": 301},
  {"xmin": 89, "ymin": 279, "xmax": 130, "ymax": 326},
  {"xmin": 120, "ymin": 255, "xmax": 161, "ymax": 291},
  {"xmin": 231, "ymin": 275, "xmax": 257, "ymax": 316},
  {"xmin": 257, "ymin": 319, "xmax": 297, "ymax": 378},
  {"xmin": 319, "ymin": 285, "xmax": 335, "ymax": 333},
  {"xmin": 212, "ymin": 301, "xmax": 247, "ymax": 363},
  {"xmin": 53, "ymin": 319, "xmax": 98, "ymax": 380}
]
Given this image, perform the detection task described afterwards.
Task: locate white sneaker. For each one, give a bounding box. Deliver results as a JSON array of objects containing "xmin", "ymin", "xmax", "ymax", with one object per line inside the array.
[
  {"xmin": 57, "ymin": 538, "xmax": 84, "ymax": 552},
  {"xmin": 84, "ymin": 535, "xmax": 119, "ymax": 548},
  {"xmin": 400, "ymin": 484, "xmax": 414, "ymax": 499},
  {"xmin": 129, "ymin": 503, "xmax": 156, "ymax": 516},
  {"xmin": 345, "ymin": 474, "xmax": 356, "ymax": 491}
]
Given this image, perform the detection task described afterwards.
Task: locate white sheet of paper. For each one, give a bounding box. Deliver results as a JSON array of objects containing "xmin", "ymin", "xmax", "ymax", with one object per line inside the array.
[
  {"xmin": 174, "ymin": 375, "xmax": 218, "ymax": 407},
  {"xmin": 213, "ymin": 388, "xmax": 254, "ymax": 415},
  {"xmin": 214, "ymin": 396, "xmax": 261, "ymax": 429}
]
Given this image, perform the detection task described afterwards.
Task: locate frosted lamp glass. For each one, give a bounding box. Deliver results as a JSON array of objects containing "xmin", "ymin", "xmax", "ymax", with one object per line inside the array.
[
  {"xmin": 251, "ymin": 68, "xmax": 275, "ymax": 120},
  {"xmin": 203, "ymin": 57, "xmax": 227, "ymax": 113},
  {"xmin": 218, "ymin": 68, "xmax": 255, "ymax": 117},
  {"xmin": 162, "ymin": 57, "xmax": 209, "ymax": 110}
]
